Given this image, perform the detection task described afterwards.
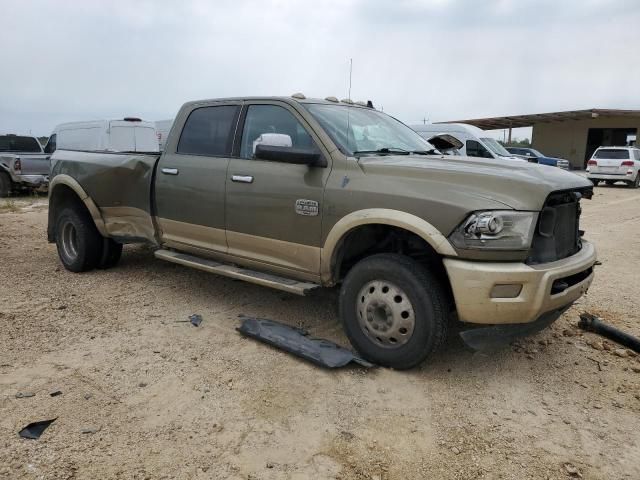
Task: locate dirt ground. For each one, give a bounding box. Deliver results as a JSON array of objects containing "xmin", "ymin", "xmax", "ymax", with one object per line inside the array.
[{"xmin": 1, "ymin": 186, "xmax": 639, "ymax": 480}]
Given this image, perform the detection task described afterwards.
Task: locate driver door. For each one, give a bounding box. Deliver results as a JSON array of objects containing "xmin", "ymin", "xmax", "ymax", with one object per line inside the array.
[{"xmin": 225, "ymin": 101, "xmax": 331, "ymax": 276}]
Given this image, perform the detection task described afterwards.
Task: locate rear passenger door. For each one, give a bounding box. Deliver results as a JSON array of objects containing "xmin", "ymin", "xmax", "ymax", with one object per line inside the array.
[
  {"xmin": 224, "ymin": 101, "xmax": 331, "ymax": 275},
  {"xmin": 155, "ymin": 102, "xmax": 240, "ymax": 253}
]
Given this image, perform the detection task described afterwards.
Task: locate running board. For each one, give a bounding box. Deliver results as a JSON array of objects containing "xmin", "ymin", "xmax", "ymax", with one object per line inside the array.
[{"xmin": 154, "ymin": 249, "xmax": 320, "ymax": 296}]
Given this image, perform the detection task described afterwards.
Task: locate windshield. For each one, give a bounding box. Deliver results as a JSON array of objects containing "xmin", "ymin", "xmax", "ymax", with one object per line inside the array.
[
  {"xmin": 480, "ymin": 137, "xmax": 511, "ymax": 157},
  {"xmin": 304, "ymin": 104, "xmax": 433, "ymax": 156},
  {"xmin": 0, "ymin": 135, "xmax": 42, "ymax": 153}
]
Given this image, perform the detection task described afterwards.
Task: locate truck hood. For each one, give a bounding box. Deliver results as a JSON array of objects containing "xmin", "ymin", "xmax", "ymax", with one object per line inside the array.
[{"xmin": 357, "ymin": 154, "xmax": 592, "ymax": 211}]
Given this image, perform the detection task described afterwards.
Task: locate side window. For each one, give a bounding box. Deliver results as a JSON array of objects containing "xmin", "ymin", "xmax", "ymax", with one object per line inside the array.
[
  {"xmin": 44, "ymin": 134, "xmax": 56, "ymax": 154},
  {"xmin": 177, "ymin": 105, "xmax": 238, "ymax": 156},
  {"xmin": 634, "ymin": 150, "xmax": 640, "ymax": 161},
  {"xmin": 466, "ymin": 140, "xmax": 491, "ymax": 158},
  {"xmin": 239, "ymin": 105, "xmax": 316, "ymax": 159}
]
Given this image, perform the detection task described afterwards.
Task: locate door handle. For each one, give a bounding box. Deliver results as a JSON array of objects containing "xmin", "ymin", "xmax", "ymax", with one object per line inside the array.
[
  {"xmin": 231, "ymin": 175, "xmax": 254, "ymax": 183},
  {"xmin": 161, "ymin": 167, "xmax": 179, "ymax": 175}
]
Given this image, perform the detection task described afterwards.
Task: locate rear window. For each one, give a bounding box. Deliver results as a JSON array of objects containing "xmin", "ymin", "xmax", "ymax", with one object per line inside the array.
[
  {"xmin": 0, "ymin": 135, "xmax": 42, "ymax": 152},
  {"xmin": 594, "ymin": 149, "xmax": 629, "ymax": 159},
  {"xmin": 177, "ymin": 106, "xmax": 238, "ymax": 156}
]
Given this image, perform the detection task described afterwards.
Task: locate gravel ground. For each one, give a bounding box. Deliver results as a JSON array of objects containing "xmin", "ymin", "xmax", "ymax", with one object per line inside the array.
[{"xmin": 1, "ymin": 186, "xmax": 639, "ymax": 480}]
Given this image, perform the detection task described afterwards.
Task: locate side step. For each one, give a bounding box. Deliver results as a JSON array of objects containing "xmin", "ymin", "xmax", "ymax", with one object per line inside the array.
[{"xmin": 154, "ymin": 249, "xmax": 321, "ymax": 296}]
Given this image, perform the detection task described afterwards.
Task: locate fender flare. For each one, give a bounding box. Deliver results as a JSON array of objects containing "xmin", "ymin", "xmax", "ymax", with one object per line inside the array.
[
  {"xmin": 48, "ymin": 174, "xmax": 108, "ymax": 237},
  {"xmin": 320, "ymin": 208, "xmax": 457, "ymax": 284}
]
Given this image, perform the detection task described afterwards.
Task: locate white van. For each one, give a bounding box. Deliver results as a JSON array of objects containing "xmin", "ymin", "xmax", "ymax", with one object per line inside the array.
[
  {"xmin": 154, "ymin": 119, "xmax": 174, "ymax": 151},
  {"xmin": 411, "ymin": 123, "xmax": 523, "ymax": 161},
  {"xmin": 44, "ymin": 118, "xmax": 159, "ymax": 154}
]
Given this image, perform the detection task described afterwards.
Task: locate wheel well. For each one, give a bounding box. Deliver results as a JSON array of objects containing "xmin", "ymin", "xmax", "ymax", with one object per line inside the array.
[
  {"xmin": 332, "ymin": 224, "xmax": 453, "ymax": 305},
  {"xmin": 47, "ymin": 184, "xmax": 92, "ymax": 242}
]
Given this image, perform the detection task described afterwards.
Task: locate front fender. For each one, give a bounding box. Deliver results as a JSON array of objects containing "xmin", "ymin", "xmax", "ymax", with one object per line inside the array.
[{"xmin": 320, "ymin": 208, "xmax": 457, "ymax": 284}]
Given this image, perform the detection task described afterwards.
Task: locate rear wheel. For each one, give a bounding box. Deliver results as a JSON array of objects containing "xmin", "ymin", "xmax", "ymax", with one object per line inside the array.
[
  {"xmin": 98, "ymin": 238, "xmax": 123, "ymax": 269},
  {"xmin": 55, "ymin": 207, "xmax": 102, "ymax": 272},
  {"xmin": 0, "ymin": 172, "xmax": 11, "ymax": 197},
  {"xmin": 590, "ymin": 179, "xmax": 599, "ymax": 187},
  {"xmin": 339, "ymin": 253, "xmax": 448, "ymax": 369},
  {"xmin": 628, "ymin": 174, "xmax": 640, "ymax": 189}
]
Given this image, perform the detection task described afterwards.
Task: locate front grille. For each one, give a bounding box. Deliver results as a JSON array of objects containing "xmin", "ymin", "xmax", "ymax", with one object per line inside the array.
[{"xmin": 526, "ymin": 191, "xmax": 582, "ymax": 265}]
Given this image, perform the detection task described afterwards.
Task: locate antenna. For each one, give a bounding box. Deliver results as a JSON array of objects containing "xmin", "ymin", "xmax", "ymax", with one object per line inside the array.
[{"xmin": 348, "ymin": 58, "xmax": 353, "ymax": 99}]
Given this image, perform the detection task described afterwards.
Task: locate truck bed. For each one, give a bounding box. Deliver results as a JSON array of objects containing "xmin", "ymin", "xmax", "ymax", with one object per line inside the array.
[{"xmin": 50, "ymin": 149, "xmax": 161, "ymax": 242}]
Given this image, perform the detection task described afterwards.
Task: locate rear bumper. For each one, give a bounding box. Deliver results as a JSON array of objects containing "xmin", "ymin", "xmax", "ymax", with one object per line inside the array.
[
  {"xmin": 443, "ymin": 240, "xmax": 597, "ymax": 325},
  {"xmin": 587, "ymin": 172, "xmax": 635, "ymax": 181},
  {"xmin": 11, "ymin": 174, "xmax": 49, "ymax": 187}
]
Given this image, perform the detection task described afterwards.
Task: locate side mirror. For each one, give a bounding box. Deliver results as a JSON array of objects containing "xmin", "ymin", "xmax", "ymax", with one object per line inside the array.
[
  {"xmin": 255, "ymin": 144, "xmax": 327, "ymax": 167},
  {"xmin": 252, "ymin": 133, "xmax": 292, "ymax": 154}
]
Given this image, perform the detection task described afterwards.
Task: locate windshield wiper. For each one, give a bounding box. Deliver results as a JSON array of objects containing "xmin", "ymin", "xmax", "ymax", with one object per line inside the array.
[{"xmin": 353, "ymin": 147, "xmax": 411, "ymax": 156}]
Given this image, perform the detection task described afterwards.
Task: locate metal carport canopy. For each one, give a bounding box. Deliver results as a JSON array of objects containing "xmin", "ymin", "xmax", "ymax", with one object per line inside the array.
[{"xmin": 438, "ymin": 109, "xmax": 640, "ymax": 130}]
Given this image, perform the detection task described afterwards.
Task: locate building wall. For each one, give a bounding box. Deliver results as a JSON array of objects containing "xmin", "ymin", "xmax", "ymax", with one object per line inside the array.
[{"xmin": 531, "ymin": 116, "xmax": 640, "ymax": 169}]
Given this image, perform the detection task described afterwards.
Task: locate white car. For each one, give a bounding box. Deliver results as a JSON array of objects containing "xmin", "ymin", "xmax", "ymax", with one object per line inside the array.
[{"xmin": 586, "ymin": 146, "xmax": 640, "ymax": 188}]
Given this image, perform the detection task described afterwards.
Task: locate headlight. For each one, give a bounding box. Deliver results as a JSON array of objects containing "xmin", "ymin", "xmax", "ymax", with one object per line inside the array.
[{"xmin": 449, "ymin": 211, "xmax": 538, "ymax": 250}]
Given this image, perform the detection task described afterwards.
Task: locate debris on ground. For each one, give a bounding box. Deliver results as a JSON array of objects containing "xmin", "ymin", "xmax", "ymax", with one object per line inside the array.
[
  {"xmin": 578, "ymin": 312, "xmax": 640, "ymax": 353},
  {"xmin": 49, "ymin": 390, "xmax": 62, "ymax": 397},
  {"xmin": 189, "ymin": 314, "xmax": 202, "ymax": 327},
  {"xmin": 236, "ymin": 315, "xmax": 373, "ymax": 368},
  {"xmin": 18, "ymin": 419, "xmax": 57, "ymax": 440},
  {"xmin": 15, "ymin": 392, "xmax": 35, "ymax": 399},
  {"xmin": 81, "ymin": 426, "xmax": 101, "ymax": 434},
  {"xmin": 563, "ymin": 462, "xmax": 582, "ymax": 477}
]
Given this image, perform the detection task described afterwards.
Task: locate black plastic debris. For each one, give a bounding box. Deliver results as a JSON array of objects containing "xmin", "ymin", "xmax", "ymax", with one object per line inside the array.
[
  {"xmin": 19, "ymin": 418, "xmax": 56, "ymax": 440},
  {"xmin": 237, "ymin": 315, "xmax": 373, "ymax": 368},
  {"xmin": 579, "ymin": 312, "xmax": 640, "ymax": 353},
  {"xmin": 189, "ymin": 314, "xmax": 202, "ymax": 327},
  {"xmin": 50, "ymin": 390, "xmax": 62, "ymax": 397},
  {"xmin": 460, "ymin": 307, "xmax": 567, "ymax": 351}
]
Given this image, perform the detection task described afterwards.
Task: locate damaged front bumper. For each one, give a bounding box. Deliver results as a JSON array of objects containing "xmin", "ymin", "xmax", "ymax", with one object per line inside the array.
[{"xmin": 443, "ymin": 240, "xmax": 596, "ymax": 325}]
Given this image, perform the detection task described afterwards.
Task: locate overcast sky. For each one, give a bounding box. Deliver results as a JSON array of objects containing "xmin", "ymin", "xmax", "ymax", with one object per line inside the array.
[{"xmin": 2, "ymin": 0, "xmax": 639, "ymax": 139}]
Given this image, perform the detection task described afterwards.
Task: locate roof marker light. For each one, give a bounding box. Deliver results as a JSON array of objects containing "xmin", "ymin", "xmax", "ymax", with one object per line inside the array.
[
  {"xmin": 340, "ymin": 98, "xmax": 354, "ymax": 104},
  {"xmin": 291, "ymin": 93, "xmax": 306, "ymax": 99},
  {"xmin": 325, "ymin": 96, "xmax": 339, "ymax": 102}
]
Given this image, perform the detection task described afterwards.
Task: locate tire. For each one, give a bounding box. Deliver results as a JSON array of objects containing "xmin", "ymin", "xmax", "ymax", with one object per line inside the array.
[
  {"xmin": 628, "ymin": 174, "xmax": 640, "ymax": 189},
  {"xmin": 97, "ymin": 238, "xmax": 123, "ymax": 269},
  {"xmin": 605, "ymin": 180, "xmax": 615, "ymax": 186},
  {"xmin": 590, "ymin": 179, "xmax": 599, "ymax": 187},
  {"xmin": 0, "ymin": 172, "xmax": 11, "ymax": 197},
  {"xmin": 339, "ymin": 253, "xmax": 448, "ymax": 369},
  {"xmin": 55, "ymin": 206, "xmax": 103, "ymax": 272}
]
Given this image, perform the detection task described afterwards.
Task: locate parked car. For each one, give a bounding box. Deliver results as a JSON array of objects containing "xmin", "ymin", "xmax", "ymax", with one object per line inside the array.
[
  {"xmin": 411, "ymin": 123, "xmax": 524, "ymax": 162},
  {"xmin": 586, "ymin": 146, "xmax": 640, "ymax": 188},
  {"xmin": 505, "ymin": 147, "xmax": 570, "ymax": 170},
  {"xmin": 0, "ymin": 134, "xmax": 50, "ymax": 196},
  {"xmin": 155, "ymin": 119, "xmax": 174, "ymax": 151},
  {"xmin": 47, "ymin": 95, "xmax": 597, "ymax": 369},
  {"xmin": 44, "ymin": 118, "xmax": 160, "ymax": 155}
]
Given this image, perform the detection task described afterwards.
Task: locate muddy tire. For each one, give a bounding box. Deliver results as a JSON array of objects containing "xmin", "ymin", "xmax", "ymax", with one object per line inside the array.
[
  {"xmin": 0, "ymin": 172, "xmax": 11, "ymax": 197},
  {"xmin": 339, "ymin": 253, "xmax": 448, "ymax": 370},
  {"xmin": 98, "ymin": 238, "xmax": 123, "ymax": 269},
  {"xmin": 55, "ymin": 206, "xmax": 102, "ymax": 272}
]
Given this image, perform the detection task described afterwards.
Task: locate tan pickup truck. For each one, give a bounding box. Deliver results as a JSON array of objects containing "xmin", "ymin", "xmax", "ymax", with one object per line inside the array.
[{"xmin": 47, "ymin": 95, "xmax": 597, "ymax": 369}]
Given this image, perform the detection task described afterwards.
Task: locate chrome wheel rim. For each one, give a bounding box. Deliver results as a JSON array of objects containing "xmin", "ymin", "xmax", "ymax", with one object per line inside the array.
[
  {"xmin": 61, "ymin": 221, "xmax": 78, "ymax": 261},
  {"xmin": 356, "ymin": 280, "xmax": 415, "ymax": 348}
]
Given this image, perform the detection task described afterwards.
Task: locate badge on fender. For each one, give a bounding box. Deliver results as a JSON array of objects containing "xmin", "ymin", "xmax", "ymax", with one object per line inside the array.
[{"xmin": 295, "ymin": 199, "xmax": 319, "ymax": 216}]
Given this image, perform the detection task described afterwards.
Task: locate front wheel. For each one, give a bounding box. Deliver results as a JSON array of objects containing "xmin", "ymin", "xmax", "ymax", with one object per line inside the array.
[{"xmin": 339, "ymin": 253, "xmax": 449, "ymax": 369}]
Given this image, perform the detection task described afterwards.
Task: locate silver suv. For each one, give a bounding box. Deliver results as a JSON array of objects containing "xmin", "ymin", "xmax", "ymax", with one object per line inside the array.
[{"xmin": 587, "ymin": 146, "xmax": 640, "ymax": 188}]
